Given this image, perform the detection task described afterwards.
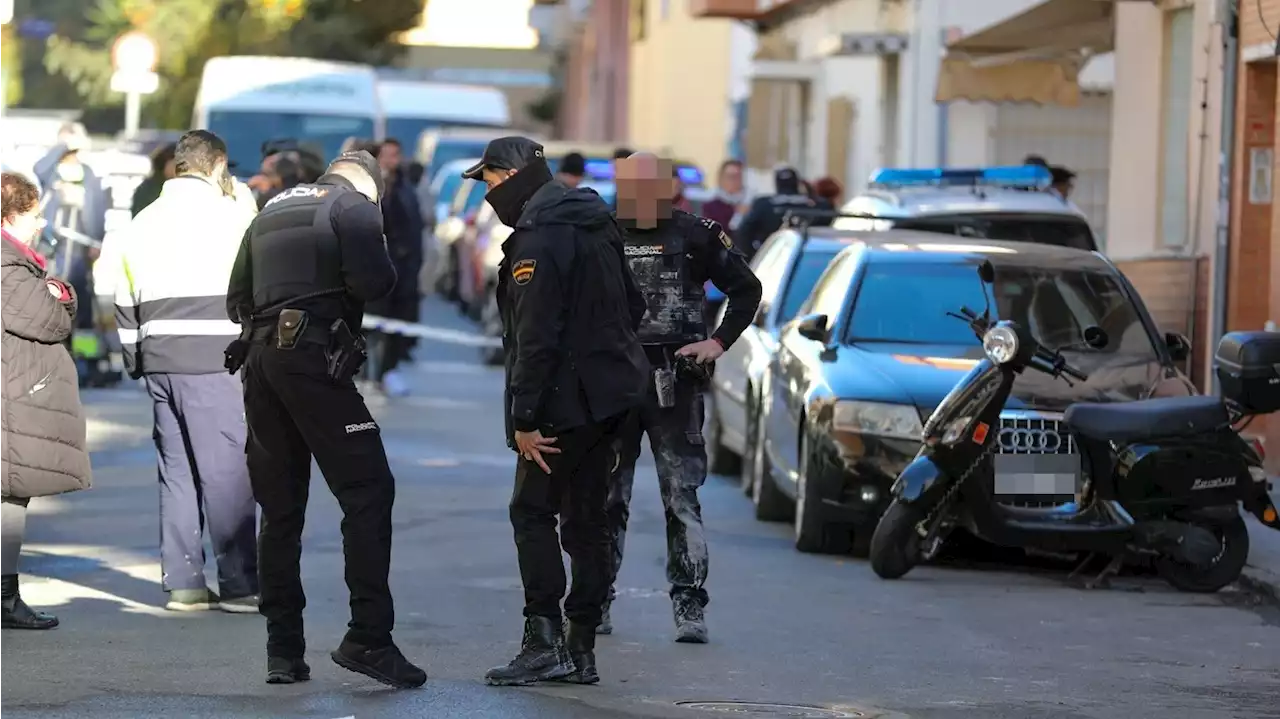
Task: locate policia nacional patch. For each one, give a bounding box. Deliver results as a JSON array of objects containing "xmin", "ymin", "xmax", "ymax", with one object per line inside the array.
[{"xmin": 512, "ymin": 259, "xmax": 536, "ymax": 285}]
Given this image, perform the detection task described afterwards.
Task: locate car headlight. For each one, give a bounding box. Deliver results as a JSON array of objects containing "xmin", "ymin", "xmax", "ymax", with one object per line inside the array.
[
  {"xmin": 832, "ymin": 400, "xmax": 923, "ymax": 441},
  {"xmin": 982, "ymin": 325, "xmax": 1019, "ymax": 364}
]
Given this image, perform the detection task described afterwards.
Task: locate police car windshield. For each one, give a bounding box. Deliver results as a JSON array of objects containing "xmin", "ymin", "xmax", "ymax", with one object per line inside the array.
[
  {"xmin": 387, "ymin": 120, "xmax": 499, "ymax": 152},
  {"xmin": 208, "ymin": 111, "xmax": 374, "ymax": 178},
  {"xmin": 778, "ymin": 250, "xmax": 838, "ymax": 324},
  {"xmin": 890, "ymin": 214, "xmax": 1095, "ymax": 251},
  {"xmin": 846, "ymin": 260, "xmax": 1158, "ymax": 363}
]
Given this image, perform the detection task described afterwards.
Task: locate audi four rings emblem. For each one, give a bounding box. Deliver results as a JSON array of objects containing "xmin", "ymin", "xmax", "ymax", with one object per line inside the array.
[{"xmin": 997, "ymin": 427, "xmax": 1063, "ymax": 452}]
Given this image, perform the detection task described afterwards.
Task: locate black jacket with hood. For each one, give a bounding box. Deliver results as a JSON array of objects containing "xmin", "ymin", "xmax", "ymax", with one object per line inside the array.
[{"xmin": 497, "ymin": 179, "xmax": 649, "ymax": 445}]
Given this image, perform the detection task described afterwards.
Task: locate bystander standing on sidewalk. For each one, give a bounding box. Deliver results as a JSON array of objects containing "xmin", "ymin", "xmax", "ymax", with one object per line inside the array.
[
  {"xmin": 110, "ymin": 131, "xmax": 260, "ymax": 613},
  {"xmin": 1, "ymin": 171, "xmax": 92, "ymax": 630}
]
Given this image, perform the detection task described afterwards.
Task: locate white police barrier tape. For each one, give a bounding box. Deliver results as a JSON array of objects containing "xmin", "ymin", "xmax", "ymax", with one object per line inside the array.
[{"xmin": 362, "ymin": 315, "xmax": 503, "ymax": 349}]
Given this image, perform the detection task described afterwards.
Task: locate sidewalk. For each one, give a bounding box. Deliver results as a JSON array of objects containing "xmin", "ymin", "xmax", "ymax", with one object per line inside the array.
[{"xmin": 1242, "ymin": 486, "xmax": 1280, "ymax": 601}]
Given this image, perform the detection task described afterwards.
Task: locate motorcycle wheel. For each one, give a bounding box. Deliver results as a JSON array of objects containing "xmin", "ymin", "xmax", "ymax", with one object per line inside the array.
[
  {"xmin": 869, "ymin": 500, "xmax": 924, "ymax": 580},
  {"xmin": 1154, "ymin": 514, "xmax": 1250, "ymax": 594}
]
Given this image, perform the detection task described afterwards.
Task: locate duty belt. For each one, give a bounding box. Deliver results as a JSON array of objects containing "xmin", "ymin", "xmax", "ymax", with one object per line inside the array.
[{"xmin": 248, "ymin": 321, "xmax": 332, "ymax": 346}]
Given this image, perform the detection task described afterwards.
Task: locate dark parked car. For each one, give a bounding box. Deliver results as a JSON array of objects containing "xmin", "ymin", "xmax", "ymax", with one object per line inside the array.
[
  {"xmin": 706, "ymin": 227, "xmax": 857, "ymax": 479},
  {"xmin": 747, "ymin": 232, "xmax": 1195, "ymax": 556}
]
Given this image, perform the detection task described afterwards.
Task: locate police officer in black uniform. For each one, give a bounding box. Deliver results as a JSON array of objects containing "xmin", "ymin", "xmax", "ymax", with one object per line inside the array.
[
  {"xmin": 225, "ymin": 150, "xmax": 427, "ymax": 689},
  {"xmin": 602, "ymin": 152, "xmax": 762, "ymax": 643},
  {"xmin": 465, "ymin": 137, "xmax": 649, "ymax": 687},
  {"xmin": 736, "ymin": 166, "xmax": 816, "ymax": 259}
]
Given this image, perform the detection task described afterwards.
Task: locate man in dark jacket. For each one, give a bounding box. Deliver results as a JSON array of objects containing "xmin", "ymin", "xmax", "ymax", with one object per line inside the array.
[
  {"xmin": 372, "ymin": 138, "xmax": 424, "ymax": 396},
  {"xmin": 463, "ymin": 137, "xmax": 648, "ymax": 687},
  {"xmin": 735, "ymin": 166, "xmax": 816, "ymax": 259},
  {"xmin": 130, "ymin": 142, "xmax": 176, "ymax": 217}
]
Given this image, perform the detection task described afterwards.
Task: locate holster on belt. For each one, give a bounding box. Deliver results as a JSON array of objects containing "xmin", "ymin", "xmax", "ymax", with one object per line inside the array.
[
  {"xmin": 224, "ymin": 313, "xmax": 253, "ymax": 374},
  {"xmin": 276, "ymin": 309, "xmax": 308, "ymax": 350},
  {"xmin": 325, "ymin": 319, "xmax": 367, "ymax": 382}
]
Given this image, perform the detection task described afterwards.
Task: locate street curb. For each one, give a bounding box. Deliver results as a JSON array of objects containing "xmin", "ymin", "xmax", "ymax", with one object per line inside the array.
[{"xmin": 1238, "ymin": 567, "xmax": 1280, "ymax": 605}]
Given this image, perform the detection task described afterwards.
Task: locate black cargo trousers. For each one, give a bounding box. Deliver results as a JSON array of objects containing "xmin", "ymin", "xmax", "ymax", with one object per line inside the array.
[
  {"xmin": 604, "ymin": 352, "xmax": 710, "ymax": 608},
  {"xmin": 241, "ymin": 338, "xmax": 397, "ymax": 659},
  {"xmin": 512, "ymin": 411, "xmax": 629, "ymax": 629}
]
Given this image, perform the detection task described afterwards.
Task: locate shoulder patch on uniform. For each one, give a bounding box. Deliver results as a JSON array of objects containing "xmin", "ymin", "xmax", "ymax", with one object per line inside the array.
[
  {"xmin": 718, "ymin": 230, "xmax": 733, "ymax": 249},
  {"xmin": 512, "ymin": 259, "xmax": 536, "ymax": 285}
]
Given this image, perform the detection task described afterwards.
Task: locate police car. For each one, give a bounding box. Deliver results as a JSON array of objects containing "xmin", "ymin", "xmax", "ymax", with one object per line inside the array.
[{"xmin": 830, "ymin": 165, "xmax": 1098, "ymax": 252}]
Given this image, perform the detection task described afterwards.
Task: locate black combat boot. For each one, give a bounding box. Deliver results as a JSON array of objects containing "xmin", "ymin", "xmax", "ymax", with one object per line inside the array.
[
  {"xmin": 556, "ymin": 621, "xmax": 599, "ymax": 684},
  {"xmin": 673, "ymin": 595, "xmax": 708, "ymax": 644},
  {"xmin": 330, "ymin": 639, "xmax": 427, "ymax": 688},
  {"xmin": 1, "ymin": 574, "xmax": 58, "ymax": 630},
  {"xmin": 595, "ymin": 598, "xmax": 613, "ymax": 635},
  {"xmin": 265, "ymin": 656, "xmax": 311, "ymax": 684},
  {"xmin": 485, "ymin": 616, "xmax": 574, "ymax": 686}
]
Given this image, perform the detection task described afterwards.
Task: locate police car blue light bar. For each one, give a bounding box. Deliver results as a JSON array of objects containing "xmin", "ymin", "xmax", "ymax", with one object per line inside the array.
[
  {"xmin": 677, "ymin": 166, "xmax": 704, "ymax": 186},
  {"xmin": 868, "ymin": 165, "xmax": 1052, "ymax": 190},
  {"xmin": 584, "ymin": 159, "xmax": 614, "ymax": 179}
]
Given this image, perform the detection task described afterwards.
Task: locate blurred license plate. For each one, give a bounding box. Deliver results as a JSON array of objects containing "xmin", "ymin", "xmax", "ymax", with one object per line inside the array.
[{"xmin": 993, "ymin": 453, "xmax": 1080, "ymax": 503}]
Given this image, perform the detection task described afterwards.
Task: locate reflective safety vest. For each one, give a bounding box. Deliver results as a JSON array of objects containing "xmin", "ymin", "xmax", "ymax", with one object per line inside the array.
[{"xmin": 113, "ymin": 177, "xmax": 254, "ymax": 375}]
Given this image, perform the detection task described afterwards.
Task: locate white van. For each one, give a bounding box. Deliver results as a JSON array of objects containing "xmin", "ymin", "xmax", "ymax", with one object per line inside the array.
[
  {"xmin": 193, "ymin": 56, "xmax": 383, "ymax": 177},
  {"xmin": 377, "ymin": 80, "xmax": 509, "ymax": 146}
]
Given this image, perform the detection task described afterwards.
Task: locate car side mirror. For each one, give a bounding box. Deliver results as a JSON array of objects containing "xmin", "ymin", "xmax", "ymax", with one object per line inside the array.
[
  {"xmin": 1165, "ymin": 331, "xmax": 1191, "ymax": 362},
  {"xmin": 796, "ymin": 313, "xmax": 829, "ymax": 343}
]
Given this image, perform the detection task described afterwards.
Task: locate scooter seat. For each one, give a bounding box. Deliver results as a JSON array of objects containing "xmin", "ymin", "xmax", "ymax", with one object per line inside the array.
[{"xmin": 1064, "ymin": 396, "xmax": 1229, "ymax": 444}]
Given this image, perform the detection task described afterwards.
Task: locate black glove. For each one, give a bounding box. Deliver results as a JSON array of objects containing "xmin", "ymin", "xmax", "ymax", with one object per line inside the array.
[{"xmin": 674, "ymin": 354, "xmax": 712, "ymax": 384}]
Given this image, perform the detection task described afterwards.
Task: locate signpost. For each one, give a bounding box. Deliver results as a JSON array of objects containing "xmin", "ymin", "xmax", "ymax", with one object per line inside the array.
[{"xmin": 110, "ymin": 32, "xmax": 158, "ymax": 139}]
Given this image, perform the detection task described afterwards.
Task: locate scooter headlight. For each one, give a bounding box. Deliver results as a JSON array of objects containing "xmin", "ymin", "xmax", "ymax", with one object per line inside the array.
[{"xmin": 982, "ymin": 325, "xmax": 1019, "ymax": 365}]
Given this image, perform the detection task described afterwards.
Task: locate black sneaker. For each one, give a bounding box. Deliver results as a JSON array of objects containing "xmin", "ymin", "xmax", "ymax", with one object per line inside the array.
[
  {"xmin": 553, "ymin": 621, "xmax": 599, "ymax": 685},
  {"xmin": 673, "ymin": 597, "xmax": 708, "ymax": 644},
  {"xmin": 484, "ymin": 616, "xmax": 574, "ymax": 686},
  {"xmin": 330, "ymin": 640, "xmax": 427, "ymax": 688},
  {"xmin": 1, "ymin": 596, "xmax": 58, "ymax": 630},
  {"xmin": 265, "ymin": 656, "xmax": 311, "ymax": 684}
]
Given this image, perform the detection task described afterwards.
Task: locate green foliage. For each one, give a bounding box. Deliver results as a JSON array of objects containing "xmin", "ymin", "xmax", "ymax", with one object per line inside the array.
[
  {"xmin": 2, "ymin": 27, "xmax": 21, "ymax": 106},
  {"xmin": 43, "ymin": 0, "xmax": 423, "ymax": 129}
]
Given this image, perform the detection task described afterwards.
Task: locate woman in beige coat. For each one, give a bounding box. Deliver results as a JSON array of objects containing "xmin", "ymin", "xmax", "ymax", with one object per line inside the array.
[{"xmin": 1, "ymin": 171, "xmax": 92, "ymax": 629}]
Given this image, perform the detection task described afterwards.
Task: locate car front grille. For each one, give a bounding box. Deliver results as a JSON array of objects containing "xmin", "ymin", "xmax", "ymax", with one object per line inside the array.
[{"xmin": 990, "ymin": 412, "xmax": 1078, "ymax": 509}]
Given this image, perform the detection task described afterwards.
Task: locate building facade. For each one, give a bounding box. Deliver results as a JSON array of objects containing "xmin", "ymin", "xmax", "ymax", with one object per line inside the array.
[
  {"xmin": 547, "ymin": 0, "xmax": 631, "ymax": 142},
  {"xmin": 629, "ymin": 0, "xmax": 755, "ymax": 176}
]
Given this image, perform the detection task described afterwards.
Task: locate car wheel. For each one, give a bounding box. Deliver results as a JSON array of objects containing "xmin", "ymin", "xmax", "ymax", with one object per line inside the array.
[
  {"xmin": 794, "ymin": 434, "xmax": 852, "ymax": 554},
  {"xmin": 751, "ymin": 409, "xmax": 792, "ymax": 522},
  {"xmin": 739, "ymin": 394, "xmax": 758, "ymax": 496},
  {"xmin": 705, "ymin": 394, "xmax": 741, "ymax": 477}
]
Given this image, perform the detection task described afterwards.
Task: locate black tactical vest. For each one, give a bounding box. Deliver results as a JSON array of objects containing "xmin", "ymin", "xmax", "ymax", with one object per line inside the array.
[
  {"xmin": 249, "ymin": 183, "xmax": 346, "ymax": 317},
  {"xmin": 623, "ymin": 221, "xmax": 706, "ymax": 346}
]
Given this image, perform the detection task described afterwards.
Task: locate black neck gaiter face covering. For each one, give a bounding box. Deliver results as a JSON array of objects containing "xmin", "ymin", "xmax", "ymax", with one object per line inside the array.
[{"xmin": 486, "ymin": 158, "xmax": 553, "ymax": 228}]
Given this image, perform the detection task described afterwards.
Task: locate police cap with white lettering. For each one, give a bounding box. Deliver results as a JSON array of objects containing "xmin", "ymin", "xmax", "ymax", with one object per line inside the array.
[{"xmin": 461, "ymin": 137, "xmax": 545, "ymax": 181}]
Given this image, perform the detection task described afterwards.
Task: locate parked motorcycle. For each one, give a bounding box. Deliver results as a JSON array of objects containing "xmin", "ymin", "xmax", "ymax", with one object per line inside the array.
[{"xmin": 869, "ymin": 260, "xmax": 1280, "ymax": 593}]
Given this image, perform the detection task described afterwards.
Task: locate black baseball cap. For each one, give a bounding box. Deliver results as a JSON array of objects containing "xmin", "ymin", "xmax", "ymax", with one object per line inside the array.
[{"xmin": 461, "ymin": 137, "xmax": 546, "ymax": 180}]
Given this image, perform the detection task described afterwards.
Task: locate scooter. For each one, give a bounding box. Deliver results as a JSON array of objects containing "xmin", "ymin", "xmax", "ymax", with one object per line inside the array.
[{"xmin": 869, "ymin": 260, "xmax": 1280, "ymax": 593}]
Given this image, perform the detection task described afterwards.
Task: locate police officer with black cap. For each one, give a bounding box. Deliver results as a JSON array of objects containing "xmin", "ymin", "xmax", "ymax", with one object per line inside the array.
[
  {"xmin": 601, "ymin": 152, "xmax": 761, "ymax": 644},
  {"xmin": 464, "ymin": 137, "xmax": 649, "ymax": 687},
  {"xmin": 225, "ymin": 150, "xmax": 427, "ymax": 689},
  {"xmin": 736, "ymin": 165, "xmax": 816, "ymax": 259}
]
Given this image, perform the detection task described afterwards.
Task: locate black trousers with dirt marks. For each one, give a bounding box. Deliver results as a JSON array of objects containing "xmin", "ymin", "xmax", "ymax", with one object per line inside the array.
[
  {"xmin": 242, "ymin": 342, "xmax": 397, "ymax": 659},
  {"xmin": 511, "ymin": 412, "xmax": 627, "ymax": 629},
  {"xmin": 605, "ymin": 363, "xmax": 710, "ymax": 608}
]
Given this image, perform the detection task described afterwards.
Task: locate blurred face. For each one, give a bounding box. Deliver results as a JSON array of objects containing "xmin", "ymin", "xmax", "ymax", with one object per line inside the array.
[
  {"xmin": 481, "ymin": 167, "xmax": 517, "ymax": 191},
  {"xmin": 719, "ymin": 163, "xmax": 743, "ymax": 194},
  {"xmin": 379, "ymin": 143, "xmax": 402, "ymax": 173},
  {"xmin": 2, "ymin": 204, "xmax": 47, "ymax": 247},
  {"xmin": 616, "ymin": 155, "xmax": 676, "ymax": 229}
]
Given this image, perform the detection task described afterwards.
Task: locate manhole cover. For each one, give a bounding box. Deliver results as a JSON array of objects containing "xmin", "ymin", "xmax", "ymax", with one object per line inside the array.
[{"xmin": 674, "ymin": 701, "xmax": 864, "ymax": 718}]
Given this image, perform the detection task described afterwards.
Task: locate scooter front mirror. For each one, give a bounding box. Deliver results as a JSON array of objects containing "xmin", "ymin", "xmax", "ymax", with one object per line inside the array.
[{"xmin": 977, "ymin": 260, "xmax": 995, "ymax": 285}]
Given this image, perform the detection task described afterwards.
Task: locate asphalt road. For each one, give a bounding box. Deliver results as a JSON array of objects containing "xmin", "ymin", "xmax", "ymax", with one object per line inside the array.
[{"xmin": 3, "ymin": 299, "xmax": 1279, "ymax": 719}]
